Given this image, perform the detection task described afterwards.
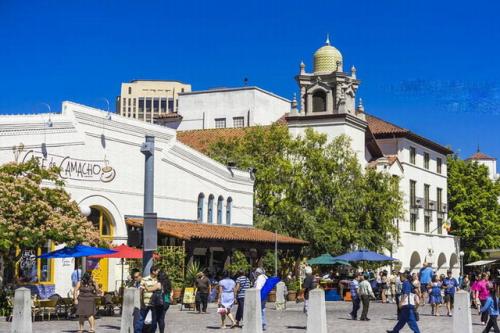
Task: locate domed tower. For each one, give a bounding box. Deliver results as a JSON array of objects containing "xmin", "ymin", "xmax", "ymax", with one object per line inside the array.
[{"xmin": 287, "ymin": 35, "xmax": 368, "ymax": 164}]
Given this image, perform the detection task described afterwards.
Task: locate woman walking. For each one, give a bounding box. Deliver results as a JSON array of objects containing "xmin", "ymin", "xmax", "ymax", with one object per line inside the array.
[
  {"xmin": 150, "ymin": 270, "xmax": 172, "ymax": 333},
  {"xmin": 217, "ymin": 271, "xmax": 237, "ymax": 329},
  {"xmin": 479, "ymin": 284, "xmax": 499, "ymax": 333},
  {"xmin": 478, "ymin": 273, "xmax": 492, "ymax": 325},
  {"xmin": 234, "ymin": 270, "xmax": 251, "ymax": 327},
  {"xmin": 428, "ymin": 275, "xmax": 442, "ymax": 316},
  {"xmin": 74, "ymin": 271, "xmax": 100, "ymax": 333}
]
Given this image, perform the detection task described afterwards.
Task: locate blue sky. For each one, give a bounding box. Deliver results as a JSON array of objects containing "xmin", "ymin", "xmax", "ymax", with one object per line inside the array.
[{"xmin": 1, "ymin": 0, "xmax": 499, "ymax": 164}]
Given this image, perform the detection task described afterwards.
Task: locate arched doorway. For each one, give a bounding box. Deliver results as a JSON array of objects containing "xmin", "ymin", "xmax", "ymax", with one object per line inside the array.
[
  {"xmin": 409, "ymin": 251, "xmax": 421, "ymax": 271},
  {"xmin": 437, "ymin": 253, "xmax": 447, "ymax": 272},
  {"xmin": 449, "ymin": 253, "xmax": 458, "ymax": 271},
  {"xmin": 86, "ymin": 206, "xmax": 114, "ymax": 291}
]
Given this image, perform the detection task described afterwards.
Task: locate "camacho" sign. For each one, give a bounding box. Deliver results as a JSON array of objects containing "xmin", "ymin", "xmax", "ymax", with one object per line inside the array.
[{"xmin": 21, "ymin": 150, "xmax": 116, "ymax": 183}]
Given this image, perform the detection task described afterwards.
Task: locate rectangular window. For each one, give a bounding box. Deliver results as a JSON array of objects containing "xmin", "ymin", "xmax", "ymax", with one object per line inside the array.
[
  {"xmin": 437, "ymin": 218, "xmax": 443, "ymax": 235},
  {"xmin": 153, "ymin": 98, "xmax": 159, "ymax": 114},
  {"xmin": 133, "ymin": 98, "xmax": 136, "ymax": 106},
  {"xmin": 437, "ymin": 158, "xmax": 442, "ymax": 174},
  {"xmin": 215, "ymin": 118, "xmax": 226, "ymax": 129},
  {"xmin": 145, "ymin": 98, "xmax": 152, "ymax": 116},
  {"xmin": 437, "ymin": 188, "xmax": 442, "ymax": 212},
  {"xmin": 410, "ymin": 147, "xmax": 416, "ymax": 164},
  {"xmin": 424, "ymin": 152, "xmax": 430, "ymax": 169},
  {"xmin": 168, "ymin": 98, "xmax": 174, "ymax": 112},
  {"xmin": 410, "ymin": 214, "xmax": 417, "ymax": 232},
  {"xmin": 424, "ymin": 184, "xmax": 430, "ymax": 210},
  {"xmin": 160, "ymin": 98, "xmax": 167, "ymax": 113},
  {"xmin": 233, "ymin": 117, "xmax": 245, "ymax": 128},
  {"xmin": 410, "ymin": 180, "xmax": 416, "ymax": 207},
  {"xmin": 424, "ymin": 216, "xmax": 430, "ymax": 233}
]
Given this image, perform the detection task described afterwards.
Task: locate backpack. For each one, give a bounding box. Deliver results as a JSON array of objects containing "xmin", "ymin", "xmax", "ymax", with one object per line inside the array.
[{"xmin": 150, "ymin": 290, "xmax": 165, "ymax": 307}]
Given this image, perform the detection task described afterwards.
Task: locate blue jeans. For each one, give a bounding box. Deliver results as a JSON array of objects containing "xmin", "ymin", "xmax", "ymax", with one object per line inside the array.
[
  {"xmin": 390, "ymin": 306, "xmax": 420, "ymax": 333},
  {"xmin": 134, "ymin": 307, "xmax": 149, "ymax": 333},
  {"xmin": 261, "ymin": 301, "xmax": 267, "ymax": 329}
]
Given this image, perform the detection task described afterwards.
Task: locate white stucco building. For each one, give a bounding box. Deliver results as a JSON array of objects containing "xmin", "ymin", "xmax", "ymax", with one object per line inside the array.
[
  {"xmin": 175, "ymin": 37, "xmax": 460, "ymax": 275},
  {"xmin": 157, "ymin": 86, "xmax": 290, "ymax": 131},
  {"xmin": 466, "ymin": 150, "xmax": 499, "ymax": 181},
  {"xmin": 0, "ymin": 102, "xmax": 305, "ymax": 298}
]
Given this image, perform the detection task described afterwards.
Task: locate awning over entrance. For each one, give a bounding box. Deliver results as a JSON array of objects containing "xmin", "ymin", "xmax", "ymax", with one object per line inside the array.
[
  {"xmin": 126, "ymin": 217, "xmax": 308, "ymax": 250},
  {"xmin": 465, "ymin": 259, "xmax": 498, "ymax": 267}
]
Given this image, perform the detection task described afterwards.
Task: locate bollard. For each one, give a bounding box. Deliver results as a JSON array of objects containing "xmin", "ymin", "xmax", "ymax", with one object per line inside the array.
[
  {"xmin": 242, "ymin": 288, "xmax": 263, "ymax": 333},
  {"xmin": 307, "ymin": 288, "xmax": 327, "ymax": 333},
  {"xmin": 275, "ymin": 281, "xmax": 286, "ymax": 311},
  {"xmin": 11, "ymin": 287, "xmax": 32, "ymax": 333},
  {"xmin": 453, "ymin": 291, "xmax": 472, "ymax": 333},
  {"xmin": 120, "ymin": 287, "xmax": 141, "ymax": 333}
]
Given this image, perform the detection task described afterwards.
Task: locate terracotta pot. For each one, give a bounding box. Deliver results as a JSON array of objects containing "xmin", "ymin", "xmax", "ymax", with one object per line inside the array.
[
  {"xmin": 268, "ymin": 290, "xmax": 276, "ymax": 303},
  {"xmin": 287, "ymin": 290, "xmax": 297, "ymax": 302},
  {"xmin": 172, "ymin": 288, "xmax": 183, "ymax": 304},
  {"xmin": 296, "ymin": 289, "xmax": 305, "ymax": 302}
]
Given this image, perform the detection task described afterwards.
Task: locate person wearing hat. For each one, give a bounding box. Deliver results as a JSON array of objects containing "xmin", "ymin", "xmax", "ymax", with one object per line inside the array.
[
  {"xmin": 254, "ymin": 268, "xmax": 268, "ymax": 331},
  {"xmin": 194, "ymin": 271, "xmax": 211, "ymax": 314}
]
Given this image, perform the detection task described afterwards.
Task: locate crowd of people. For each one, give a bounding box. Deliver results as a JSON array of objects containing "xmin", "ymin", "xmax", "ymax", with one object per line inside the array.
[{"xmin": 346, "ymin": 264, "xmax": 499, "ymax": 333}]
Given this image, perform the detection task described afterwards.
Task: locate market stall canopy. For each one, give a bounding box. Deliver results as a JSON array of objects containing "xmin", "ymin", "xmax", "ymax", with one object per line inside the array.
[
  {"xmin": 38, "ymin": 245, "xmax": 117, "ymax": 258},
  {"xmin": 465, "ymin": 259, "xmax": 498, "ymax": 267},
  {"xmin": 332, "ymin": 249, "xmax": 397, "ymax": 262},
  {"xmin": 89, "ymin": 244, "xmax": 142, "ymax": 259},
  {"xmin": 307, "ymin": 253, "xmax": 351, "ymax": 266}
]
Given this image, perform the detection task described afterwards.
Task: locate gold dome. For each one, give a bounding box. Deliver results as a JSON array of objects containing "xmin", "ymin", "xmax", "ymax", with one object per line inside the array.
[{"xmin": 313, "ymin": 37, "xmax": 343, "ymax": 73}]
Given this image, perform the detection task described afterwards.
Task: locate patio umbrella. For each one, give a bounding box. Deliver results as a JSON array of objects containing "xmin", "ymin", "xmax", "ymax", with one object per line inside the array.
[
  {"xmin": 89, "ymin": 244, "xmax": 143, "ymax": 286},
  {"xmin": 307, "ymin": 253, "xmax": 351, "ymax": 266},
  {"xmin": 38, "ymin": 244, "xmax": 117, "ymax": 258},
  {"xmin": 331, "ymin": 249, "xmax": 398, "ymax": 262}
]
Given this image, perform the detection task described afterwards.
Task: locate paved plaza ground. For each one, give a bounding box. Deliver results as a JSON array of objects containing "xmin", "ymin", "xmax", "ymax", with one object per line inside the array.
[{"xmin": 0, "ymin": 301, "xmax": 490, "ymax": 333}]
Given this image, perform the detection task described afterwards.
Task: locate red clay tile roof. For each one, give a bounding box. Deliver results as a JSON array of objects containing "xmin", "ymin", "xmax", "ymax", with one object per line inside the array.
[
  {"xmin": 126, "ymin": 217, "xmax": 308, "ymax": 245},
  {"xmin": 466, "ymin": 151, "xmax": 496, "ymax": 161},
  {"xmin": 365, "ymin": 114, "xmax": 453, "ymax": 155},
  {"xmin": 155, "ymin": 112, "xmax": 183, "ymax": 119},
  {"xmin": 177, "ymin": 127, "xmax": 250, "ymax": 154}
]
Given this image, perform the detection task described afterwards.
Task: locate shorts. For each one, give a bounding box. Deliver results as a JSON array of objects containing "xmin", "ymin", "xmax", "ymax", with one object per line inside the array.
[
  {"xmin": 444, "ymin": 294, "xmax": 454, "ymax": 305},
  {"xmin": 420, "ymin": 285, "xmax": 428, "ymax": 294}
]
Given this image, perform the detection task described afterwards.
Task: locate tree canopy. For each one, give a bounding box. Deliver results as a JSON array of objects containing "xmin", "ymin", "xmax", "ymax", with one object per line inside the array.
[
  {"xmin": 207, "ymin": 125, "xmax": 404, "ymax": 256},
  {"xmin": 0, "ymin": 159, "xmax": 102, "ymax": 257},
  {"xmin": 447, "ymin": 155, "xmax": 500, "ymax": 262}
]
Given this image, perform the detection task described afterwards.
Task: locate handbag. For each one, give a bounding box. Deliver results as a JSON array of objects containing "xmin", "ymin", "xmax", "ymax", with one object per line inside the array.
[
  {"xmin": 163, "ymin": 291, "xmax": 171, "ymax": 304},
  {"xmin": 150, "ymin": 290, "xmax": 165, "ymax": 307}
]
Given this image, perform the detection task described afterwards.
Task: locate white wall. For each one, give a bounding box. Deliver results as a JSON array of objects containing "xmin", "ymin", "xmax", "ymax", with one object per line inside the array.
[
  {"xmin": 177, "ymin": 87, "xmax": 290, "ymax": 130},
  {"xmin": 0, "ymin": 101, "xmax": 255, "ymax": 294}
]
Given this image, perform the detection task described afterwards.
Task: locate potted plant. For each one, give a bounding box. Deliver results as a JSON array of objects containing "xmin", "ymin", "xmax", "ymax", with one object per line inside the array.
[{"xmin": 285, "ymin": 278, "xmax": 299, "ymax": 301}]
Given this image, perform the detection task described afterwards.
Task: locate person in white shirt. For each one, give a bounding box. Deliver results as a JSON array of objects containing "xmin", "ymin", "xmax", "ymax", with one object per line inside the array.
[{"xmin": 254, "ymin": 268, "xmax": 268, "ymax": 331}]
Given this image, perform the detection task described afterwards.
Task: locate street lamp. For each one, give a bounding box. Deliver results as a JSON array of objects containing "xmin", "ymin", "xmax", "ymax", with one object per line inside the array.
[{"xmin": 459, "ymin": 251, "xmax": 465, "ymax": 276}]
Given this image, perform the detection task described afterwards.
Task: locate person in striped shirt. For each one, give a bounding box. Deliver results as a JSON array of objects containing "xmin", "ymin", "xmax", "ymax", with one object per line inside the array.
[{"xmin": 234, "ymin": 270, "xmax": 251, "ymax": 327}]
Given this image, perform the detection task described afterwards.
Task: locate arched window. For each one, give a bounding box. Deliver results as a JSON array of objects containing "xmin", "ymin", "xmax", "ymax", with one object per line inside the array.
[
  {"xmin": 197, "ymin": 193, "xmax": 205, "ymax": 222},
  {"xmin": 217, "ymin": 196, "xmax": 224, "ymax": 224},
  {"xmin": 207, "ymin": 194, "xmax": 214, "ymax": 224},
  {"xmin": 88, "ymin": 206, "xmax": 113, "ymax": 237},
  {"xmin": 226, "ymin": 197, "xmax": 233, "ymax": 225},
  {"xmin": 312, "ymin": 90, "xmax": 327, "ymax": 112}
]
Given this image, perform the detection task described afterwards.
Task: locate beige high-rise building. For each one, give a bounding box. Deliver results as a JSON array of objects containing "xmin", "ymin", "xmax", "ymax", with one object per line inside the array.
[{"xmin": 116, "ymin": 80, "xmax": 191, "ymax": 123}]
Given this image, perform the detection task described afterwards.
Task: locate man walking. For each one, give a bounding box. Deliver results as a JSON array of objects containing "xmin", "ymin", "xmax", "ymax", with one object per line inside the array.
[
  {"xmin": 349, "ymin": 273, "xmax": 361, "ymax": 320},
  {"xmin": 443, "ymin": 270, "xmax": 459, "ymax": 317},
  {"xmin": 254, "ymin": 268, "xmax": 268, "ymax": 331},
  {"xmin": 194, "ymin": 271, "xmax": 211, "ymax": 314},
  {"xmin": 303, "ymin": 266, "xmax": 315, "ymax": 315},
  {"xmin": 359, "ymin": 274, "xmax": 375, "ymax": 321},
  {"xmin": 387, "ymin": 287, "xmax": 421, "ymax": 333},
  {"xmin": 419, "ymin": 263, "xmax": 433, "ymax": 305},
  {"xmin": 234, "ymin": 270, "xmax": 251, "ymax": 327}
]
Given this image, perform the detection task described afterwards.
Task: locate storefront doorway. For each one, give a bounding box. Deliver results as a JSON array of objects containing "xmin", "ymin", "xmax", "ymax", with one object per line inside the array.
[{"xmin": 87, "ymin": 206, "xmax": 114, "ymax": 291}]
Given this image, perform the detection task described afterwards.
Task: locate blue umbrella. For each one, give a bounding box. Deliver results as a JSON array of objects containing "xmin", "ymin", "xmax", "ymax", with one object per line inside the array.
[
  {"xmin": 38, "ymin": 244, "xmax": 117, "ymax": 258},
  {"xmin": 332, "ymin": 249, "xmax": 397, "ymax": 262}
]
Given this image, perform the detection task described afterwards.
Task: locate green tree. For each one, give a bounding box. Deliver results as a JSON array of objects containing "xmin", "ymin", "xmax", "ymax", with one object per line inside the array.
[
  {"xmin": 0, "ymin": 159, "xmax": 102, "ymax": 283},
  {"xmin": 207, "ymin": 125, "xmax": 403, "ymax": 256},
  {"xmin": 447, "ymin": 155, "xmax": 500, "ymax": 262}
]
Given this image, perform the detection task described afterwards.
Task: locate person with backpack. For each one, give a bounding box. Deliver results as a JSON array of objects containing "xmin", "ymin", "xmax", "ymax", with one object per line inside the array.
[
  {"xmin": 135, "ymin": 265, "xmax": 162, "ymax": 333},
  {"xmin": 479, "ymin": 284, "xmax": 499, "ymax": 333},
  {"xmin": 149, "ymin": 270, "xmax": 172, "ymax": 333}
]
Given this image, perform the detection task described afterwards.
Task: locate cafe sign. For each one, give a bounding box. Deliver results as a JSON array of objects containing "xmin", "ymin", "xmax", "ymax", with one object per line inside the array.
[{"xmin": 21, "ymin": 150, "xmax": 116, "ymax": 183}]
